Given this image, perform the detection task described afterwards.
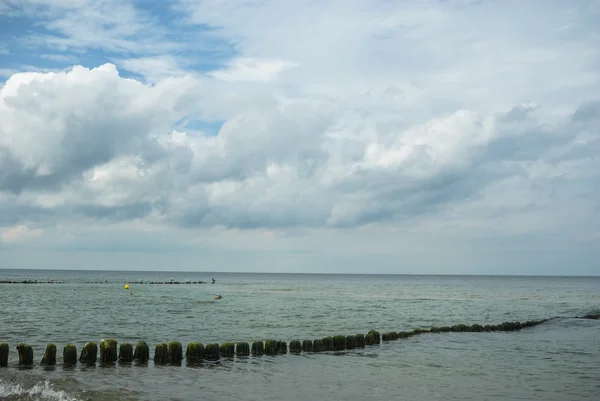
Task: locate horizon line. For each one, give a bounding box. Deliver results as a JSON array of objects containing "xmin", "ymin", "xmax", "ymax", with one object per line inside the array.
[{"xmin": 0, "ymin": 268, "xmax": 598, "ymax": 278}]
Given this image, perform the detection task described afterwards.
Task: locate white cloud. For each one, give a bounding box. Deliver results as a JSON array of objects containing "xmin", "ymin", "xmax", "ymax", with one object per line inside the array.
[
  {"xmin": 1, "ymin": 224, "xmax": 43, "ymax": 243},
  {"xmin": 119, "ymin": 56, "xmax": 190, "ymax": 83},
  {"xmin": 0, "ymin": 0, "xmax": 599, "ymax": 274},
  {"xmin": 209, "ymin": 57, "xmax": 299, "ymax": 82}
]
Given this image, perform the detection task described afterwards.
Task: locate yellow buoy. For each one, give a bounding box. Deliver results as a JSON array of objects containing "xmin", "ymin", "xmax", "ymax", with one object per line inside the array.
[{"xmin": 124, "ymin": 284, "xmax": 130, "ymax": 290}]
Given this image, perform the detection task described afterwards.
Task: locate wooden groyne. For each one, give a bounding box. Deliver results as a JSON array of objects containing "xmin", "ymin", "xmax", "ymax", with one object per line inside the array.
[
  {"xmin": 0, "ymin": 280, "xmax": 66, "ymax": 284},
  {"xmin": 1, "ymin": 314, "xmax": 598, "ymax": 368},
  {"xmin": 0, "ymin": 280, "xmax": 213, "ymax": 285}
]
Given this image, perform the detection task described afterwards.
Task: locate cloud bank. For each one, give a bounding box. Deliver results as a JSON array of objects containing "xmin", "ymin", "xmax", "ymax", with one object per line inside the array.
[{"xmin": 0, "ymin": 0, "xmax": 598, "ymax": 274}]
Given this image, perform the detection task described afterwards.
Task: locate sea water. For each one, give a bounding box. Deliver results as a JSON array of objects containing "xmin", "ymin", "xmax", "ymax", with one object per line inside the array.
[{"xmin": 0, "ymin": 270, "xmax": 599, "ymax": 401}]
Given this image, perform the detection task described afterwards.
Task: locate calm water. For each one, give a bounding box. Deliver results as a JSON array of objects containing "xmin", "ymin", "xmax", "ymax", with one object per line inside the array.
[{"xmin": 0, "ymin": 269, "xmax": 599, "ymax": 401}]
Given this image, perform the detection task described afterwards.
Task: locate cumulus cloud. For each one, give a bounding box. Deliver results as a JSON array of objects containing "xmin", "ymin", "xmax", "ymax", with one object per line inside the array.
[
  {"xmin": 0, "ymin": 224, "xmax": 43, "ymax": 244},
  {"xmin": 0, "ymin": 0, "xmax": 599, "ymax": 273},
  {"xmin": 1, "ymin": 62, "xmax": 598, "ymax": 237}
]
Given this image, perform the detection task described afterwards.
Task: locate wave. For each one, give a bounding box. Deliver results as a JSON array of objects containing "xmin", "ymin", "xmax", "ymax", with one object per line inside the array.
[{"xmin": 0, "ymin": 379, "xmax": 81, "ymax": 401}]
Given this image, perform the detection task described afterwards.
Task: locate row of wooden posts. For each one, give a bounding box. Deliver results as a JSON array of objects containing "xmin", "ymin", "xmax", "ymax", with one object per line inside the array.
[{"xmin": 0, "ymin": 318, "xmax": 560, "ymax": 368}]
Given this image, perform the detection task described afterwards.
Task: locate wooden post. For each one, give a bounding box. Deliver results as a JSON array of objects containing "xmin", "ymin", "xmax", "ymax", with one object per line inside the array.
[
  {"xmin": 333, "ymin": 335, "xmax": 346, "ymax": 350},
  {"xmin": 205, "ymin": 343, "xmax": 220, "ymax": 360},
  {"xmin": 16, "ymin": 343, "xmax": 33, "ymax": 365},
  {"xmin": 185, "ymin": 342, "xmax": 205, "ymax": 363},
  {"xmin": 289, "ymin": 340, "xmax": 302, "ymax": 354},
  {"xmin": 41, "ymin": 344, "xmax": 57, "ymax": 366},
  {"xmin": 251, "ymin": 341, "xmax": 264, "ymax": 356},
  {"xmin": 302, "ymin": 340, "xmax": 314, "ymax": 352},
  {"xmin": 345, "ymin": 335, "xmax": 355, "ymax": 349},
  {"xmin": 235, "ymin": 342, "xmax": 250, "ymax": 357},
  {"xmin": 154, "ymin": 343, "xmax": 168, "ymax": 364},
  {"xmin": 119, "ymin": 343, "xmax": 134, "ymax": 362},
  {"xmin": 79, "ymin": 342, "xmax": 97, "ymax": 364},
  {"xmin": 134, "ymin": 341, "xmax": 150, "ymax": 363},
  {"xmin": 219, "ymin": 343, "xmax": 235, "ymax": 358},
  {"xmin": 0, "ymin": 343, "xmax": 8, "ymax": 367},
  {"xmin": 99, "ymin": 339, "xmax": 118, "ymax": 363},
  {"xmin": 63, "ymin": 344, "xmax": 77, "ymax": 365},
  {"xmin": 264, "ymin": 340, "xmax": 278, "ymax": 355}
]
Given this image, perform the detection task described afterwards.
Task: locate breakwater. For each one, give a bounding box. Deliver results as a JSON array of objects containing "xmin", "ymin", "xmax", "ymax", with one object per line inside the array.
[
  {"xmin": 1, "ymin": 314, "xmax": 598, "ymax": 369},
  {"xmin": 0, "ymin": 280, "xmax": 212, "ymax": 284}
]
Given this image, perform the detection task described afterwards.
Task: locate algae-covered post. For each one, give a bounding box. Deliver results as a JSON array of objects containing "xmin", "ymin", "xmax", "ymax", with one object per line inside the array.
[
  {"xmin": 63, "ymin": 344, "xmax": 78, "ymax": 365},
  {"xmin": 41, "ymin": 344, "xmax": 57, "ymax": 366},
  {"xmin": 264, "ymin": 340, "xmax": 278, "ymax": 355},
  {"xmin": 251, "ymin": 341, "xmax": 264, "ymax": 356},
  {"xmin": 277, "ymin": 341, "xmax": 287, "ymax": 354},
  {"xmin": 0, "ymin": 343, "xmax": 8, "ymax": 367},
  {"xmin": 322, "ymin": 337, "xmax": 333, "ymax": 351},
  {"xmin": 367, "ymin": 330, "xmax": 380, "ymax": 344},
  {"xmin": 154, "ymin": 343, "xmax": 168, "ymax": 364},
  {"xmin": 219, "ymin": 343, "xmax": 235, "ymax": 358},
  {"xmin": 16, "ymin": 343, "xmax": 33, "ymax": 366},
  {"xmin": 289, "ymin": 340, "xmax": 302, "ymax": 354},
  {"xmin": 235, "ymin": 342, "xmax": 250, "ymax": 357},
  {"xmin": 205, "ymin": 343, "xmax": 220, "ymax": 360},
  {"xmin": 168, "ymin": 341, "xmax": 183, "ymax": 364},
  {"xmin": 119, "ymin": 343, "xmax": 134, "ymax": 362},
  {"xmin": 134, "ymin": 341, "xmax": 150, "ymax": 363},
  {"xmin": 333, "ymin": 335, "xmax": 346, "ymax": 351},
  {"xmin": 79, "ymin": 342, "xmax": 97, "ymax": 364},
  {"xmin": 185, "ymin": 342, "xmax": 205, "ymax": 363},
  {"xmin": 100, "ymin": 339, "xmax": 118, "ymax": 363},
  {"xmin": 354, "ymin": 334, "xmax": 365, "ymax": 348},
  {"xmin": 302, "ymin": 340, "xmax": 314, "ymax": 352},
  {"xmin": 346, "ymin": 335, "xmax": 356, "ymax": 349}
]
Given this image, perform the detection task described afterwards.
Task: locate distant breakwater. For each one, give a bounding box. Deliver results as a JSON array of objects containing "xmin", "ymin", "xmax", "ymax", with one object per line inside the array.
[
  {"xmin": 1, "ymin": 314, "xmax": 598, "ymax": 369},
  {"xmin": 0, "ymin": 280, "xmax": 212, "ymax": 285}
]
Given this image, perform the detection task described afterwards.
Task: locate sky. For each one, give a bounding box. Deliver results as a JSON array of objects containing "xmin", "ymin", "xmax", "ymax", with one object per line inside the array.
[{"xmin": 0, "ymin": 0, "xmax": 599, "ymax": 275}]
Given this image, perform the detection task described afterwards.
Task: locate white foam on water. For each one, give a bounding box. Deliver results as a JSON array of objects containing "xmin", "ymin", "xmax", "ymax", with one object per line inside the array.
[{"xmin": 0, "ymin": 379, "xmax": 81, "ymax": 401}]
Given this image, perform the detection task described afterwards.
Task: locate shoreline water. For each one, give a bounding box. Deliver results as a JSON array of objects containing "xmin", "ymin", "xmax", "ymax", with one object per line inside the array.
[{"xmin": 1, "ymin": 270, "xmax": 599, "ymax": 401}]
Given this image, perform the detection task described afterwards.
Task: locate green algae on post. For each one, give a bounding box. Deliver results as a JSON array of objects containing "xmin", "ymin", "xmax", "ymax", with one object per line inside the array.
[
  {"xmin": 119, "ymin": 343, "xmax": 134, "ymax": 362},
  {"xmin": 313, "ymin": 339, "xmax": 324, "ymax": 352},
  {"xmin": 277, "ymin": 341, "xmax": 287, "ymax": 354},
  {"xmin": 16, "ymin": 343, "xmax": 33, "ymax": 366},
  {"xmin": 367, "ymin": 330, "xmax": 381, "ymax": 344},
  {"xmin": 0, "ymin": 343, "xmax": 8, "ymax": 367},
  {"xmin": 219, "ymin": 343, "xmax": 235, "ymax": 358},
  {"xmin": 79, "ymin": 342, "xmax": 97, "ymax": 364},
  {"xmin": 345, "ymin": 335, "xmax": 356, "ymax": 349},
  {"xmin": 63, "ymin": 344, "xmax": 78, "ymax": 365},
  {"xmin": 205, "ymin": 343, "xmax": 220, "ymax": 360},
  {"xmin": 185, "ymin": 342, "xmax": 205, "ymax": 362},
  {"xmin": 382, "ymin": 332, "xmax": 398, "ymax": 341},
  {"xmin": 289, "ymin": 340, "xmax": 302, "ymax": 354},
  {"xmin": 168, "ymin": 341, "xmax": 182, "ymax": 363},
  {"xmin": 99, "ymin": 339, "xmax": 118, "ymax": 363},
  {"xmin": 322, "ymin": 336, "xmax": 333, "ymax": 351},
  {"xmin": 333, "ymin": 335, "xmax": 346, "ymax": 351},
  {"xmin": 264, "ymin": 340, "xmax": 278, "ymax": 355},
  {"xmin": 154, "ymin": 343, "xmax": 168, "ymax": 364},
  {"xmin": 301, "ymin": 340, "xmax": 314, "ymax": 352},
  {"xmin": 41, "ymin": 343, "xmax": 57, "ymax": 366},
  {"xmin": 354, "ymin": 334, "xmax": 365, "ymax": 348},
  {"xmin": 235, "ymin": 342, "xmax": 250, "ymax": 357},
  {"xmin": 134, "ymin": 341, "xmax": 150, "ymax": 363},
  {"xmin": 251, "ymin": 341, "xmax": 264, "ymax": 356}
]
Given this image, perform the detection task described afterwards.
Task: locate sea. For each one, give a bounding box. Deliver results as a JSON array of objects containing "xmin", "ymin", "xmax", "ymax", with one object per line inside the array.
[{"xmin": 0, "ymin": 269, "xmax": 599, "ymax": 401}]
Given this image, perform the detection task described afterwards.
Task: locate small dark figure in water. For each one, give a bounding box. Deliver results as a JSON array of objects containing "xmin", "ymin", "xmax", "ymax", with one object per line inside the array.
[{"xmin": 212, "ymin": 278, "xmax": 215, "ymax": 284}]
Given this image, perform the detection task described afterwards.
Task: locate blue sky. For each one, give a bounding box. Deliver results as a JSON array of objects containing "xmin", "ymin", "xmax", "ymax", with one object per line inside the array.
[{"xmin": 0, "ymin": 0, "xmax": 599, "ymax": 275}]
